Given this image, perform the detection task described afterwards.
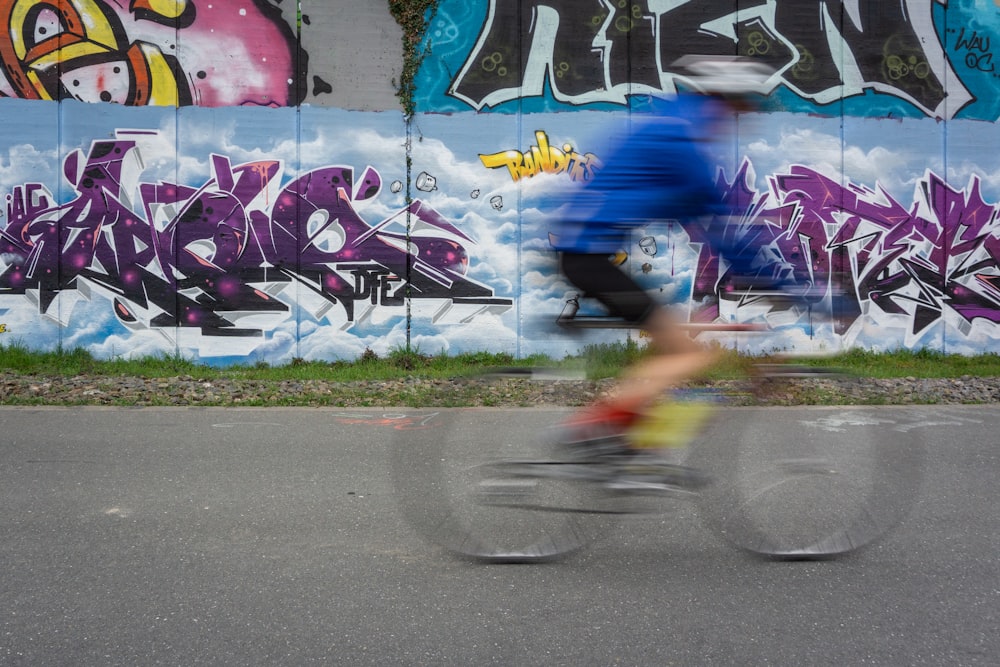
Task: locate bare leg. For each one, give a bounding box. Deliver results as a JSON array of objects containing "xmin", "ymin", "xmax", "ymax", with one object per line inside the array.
[{"xmin": 603, "ymin": 308, "xmax": 720, "ymax": 414}]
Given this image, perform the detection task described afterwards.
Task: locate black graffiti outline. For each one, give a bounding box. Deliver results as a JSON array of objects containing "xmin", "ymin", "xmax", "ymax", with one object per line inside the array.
[{"xmin": 448, "ymin": 0, "xmax": 972, "ymax": 119}]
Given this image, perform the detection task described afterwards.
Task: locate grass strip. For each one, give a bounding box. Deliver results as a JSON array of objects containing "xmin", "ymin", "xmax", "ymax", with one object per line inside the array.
[
  {"xmin": 2, "ymin": 340, "xmax": 1000, "ymax": 381},
  {"xmin": 2, "ymin": 340, "xmax": 999, "ymax": 407}
]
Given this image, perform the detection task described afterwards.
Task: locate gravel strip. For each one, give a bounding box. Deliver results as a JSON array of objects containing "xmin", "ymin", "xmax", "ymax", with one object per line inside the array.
[{"xmin": 2, "ymin": 371, "xmax": 1000, "ymax": 406}]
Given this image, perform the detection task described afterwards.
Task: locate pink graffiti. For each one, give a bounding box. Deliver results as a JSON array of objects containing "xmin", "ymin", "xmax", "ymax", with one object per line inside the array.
[{"xmin": 0, "ymin": 0, "xmax": 300, "ymax": 107}]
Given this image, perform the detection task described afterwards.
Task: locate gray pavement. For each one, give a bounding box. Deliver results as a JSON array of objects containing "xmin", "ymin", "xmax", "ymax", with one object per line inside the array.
[{"xmin": 1, "ymin": 405, "xmax": 998, "ymax": 666}]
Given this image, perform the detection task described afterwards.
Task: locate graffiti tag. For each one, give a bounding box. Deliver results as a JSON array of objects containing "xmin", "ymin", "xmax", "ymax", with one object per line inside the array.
[
  {"xmin": 953, "ymin": 27, "xmax": 995, "ymax": 73},
  {"xmin": 450, "ymin": 0, "xmax": 971, "ymax": 118},
  {"xmin": 479, "ymin": 130, "xmax": 603, "ymax": 182}
]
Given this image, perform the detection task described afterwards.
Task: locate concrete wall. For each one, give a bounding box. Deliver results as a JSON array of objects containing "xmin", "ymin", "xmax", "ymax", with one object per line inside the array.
[{"xmin": 1, "ymin": 1, "xmax": 999, "ymax": 363}]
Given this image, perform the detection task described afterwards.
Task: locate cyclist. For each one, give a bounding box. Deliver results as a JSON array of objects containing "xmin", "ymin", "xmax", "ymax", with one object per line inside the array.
[{"xmin": 549, "ymin": 56, "xmax": 775, "ymax": 456}]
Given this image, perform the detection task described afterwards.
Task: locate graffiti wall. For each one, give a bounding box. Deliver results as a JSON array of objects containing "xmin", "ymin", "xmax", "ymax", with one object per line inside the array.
[{"xmin": 1, "ymin": 1, "xmax": 1000, "ymax": 362}]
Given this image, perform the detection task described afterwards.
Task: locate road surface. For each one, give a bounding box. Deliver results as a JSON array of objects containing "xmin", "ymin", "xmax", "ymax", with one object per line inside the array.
[{"xmin": 1, "ymin": 405, "xmax": 997, "ymax": 665}]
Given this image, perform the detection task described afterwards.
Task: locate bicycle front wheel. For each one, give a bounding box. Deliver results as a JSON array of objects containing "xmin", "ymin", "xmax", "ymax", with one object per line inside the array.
[{"xmin": 691, "ymin": 404, "xmax": 922, "ymax": 558}]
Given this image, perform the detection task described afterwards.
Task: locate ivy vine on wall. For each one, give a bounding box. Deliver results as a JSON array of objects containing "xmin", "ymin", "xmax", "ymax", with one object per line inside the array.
[{"xmin": 387, "ymin": 0, "xmax": 439, "ymax": 116}]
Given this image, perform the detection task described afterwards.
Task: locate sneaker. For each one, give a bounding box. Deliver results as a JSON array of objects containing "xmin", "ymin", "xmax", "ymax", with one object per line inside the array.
[{"xmin": 550, "ymin": 423, "xmax": 629, "ymax": 461}]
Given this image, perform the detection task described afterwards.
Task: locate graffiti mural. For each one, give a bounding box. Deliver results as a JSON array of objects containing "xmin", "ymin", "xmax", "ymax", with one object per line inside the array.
[
  {"xmin": 0, "ymin": 2, "xmax": 999, "ymax": 360},
  {"xmin": 622, "ymin": 162, "xmax": 1000, "ymax": 347},
  {"xmin": 0, "ymin": 130, "xmax": 512, "ymax": 354},
  {"xmin": 0, "ymin": 0, "xmax": 304, "ymax": 107},
  {"xmin": 418, "ymin": 0, "xmax": 1000, "ymax": 120}
]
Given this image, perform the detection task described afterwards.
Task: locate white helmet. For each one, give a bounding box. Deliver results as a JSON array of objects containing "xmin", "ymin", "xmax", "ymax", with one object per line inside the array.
[{"xmin": 672, "ymin": 55, "xmax": 775, "ymax": 95}]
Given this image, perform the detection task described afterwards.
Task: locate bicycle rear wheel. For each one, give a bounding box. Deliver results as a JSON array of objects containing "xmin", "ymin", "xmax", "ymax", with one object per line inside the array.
[
  {"xmin": 390, "ymin": 373, "xmax": 621, "ymax": 563},
  {"xmin": 691, "ymin": 402, "xmax": 922, "ymax": 558}
]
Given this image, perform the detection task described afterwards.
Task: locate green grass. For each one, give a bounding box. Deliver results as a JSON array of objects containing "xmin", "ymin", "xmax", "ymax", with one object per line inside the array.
[
  {"xmin": 0, "ymin": 341, "xmax": 528, "ymax": 381},
  {"xmin": 2, "ymin": 340, "xmax": 999, "ymax": 381},
  {"xmin": 806, "ymin": 347, "xmax": 1000, "ymax": 378},
  {"xmin": 3, "ymin": 340, "xmax": 999, "ymax": 407}
]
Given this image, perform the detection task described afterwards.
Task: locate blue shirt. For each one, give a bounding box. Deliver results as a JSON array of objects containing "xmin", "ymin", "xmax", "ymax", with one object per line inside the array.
[{"xmin": 550, "ymin": 94, "xmax": 729, "ymax": 254}]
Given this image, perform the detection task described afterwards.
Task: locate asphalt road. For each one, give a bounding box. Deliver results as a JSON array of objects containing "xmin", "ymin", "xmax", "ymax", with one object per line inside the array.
[{"xmin": 1, "ymin": 405, "xmax": 997, "ymax": 666}]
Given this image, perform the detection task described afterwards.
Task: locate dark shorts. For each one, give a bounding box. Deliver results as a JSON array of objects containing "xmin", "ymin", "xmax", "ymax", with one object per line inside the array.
[{"xmin": 560, "ymin": 253, "xmax": 656, "ymax": 324}]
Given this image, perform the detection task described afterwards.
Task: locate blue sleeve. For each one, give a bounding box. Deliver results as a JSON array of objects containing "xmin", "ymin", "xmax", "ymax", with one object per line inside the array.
[{"xmin": 567, "ymin": 117, "xmax": 723, "ymax": 226}]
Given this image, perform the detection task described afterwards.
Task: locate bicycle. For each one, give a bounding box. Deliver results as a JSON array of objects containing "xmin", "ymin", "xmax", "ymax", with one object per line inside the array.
[{"xmin": 390, "ymin": 300, "xmax": 923, "ymax": 563}]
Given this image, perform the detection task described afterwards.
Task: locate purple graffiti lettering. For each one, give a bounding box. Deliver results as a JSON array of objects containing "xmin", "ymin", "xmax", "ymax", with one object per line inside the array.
[
  {"xmin": 686, "ymin": 163, "xmax": 1000, "ymax": 337},
  {"xmin": 451, "ymin": 0, "xmax": 970, "ymax": 118},
  {"xmin": 0, "ymin": 132, "xmax": 512, "ymax": 339}
]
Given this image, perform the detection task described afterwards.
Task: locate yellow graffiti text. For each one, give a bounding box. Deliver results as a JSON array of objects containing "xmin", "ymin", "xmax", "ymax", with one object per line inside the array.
[
  {"xmin": 0, "ymin": 324, "xmax": 7, "ymax": 333},
  {"xmin": 0, "ymin": 0, "xmax": 185, "ymax": 105},
  {"xmin": 480, "ymin": 131, "xmax": 603, "ymax": 183},
  {"xmin": 131, "ymin": 0, "xmax": 189, "ymax": 20}
]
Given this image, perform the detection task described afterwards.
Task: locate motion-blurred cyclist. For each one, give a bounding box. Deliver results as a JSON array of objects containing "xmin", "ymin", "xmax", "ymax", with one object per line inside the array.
[{"xmin": 549, "ymin": 56, "xmax": 775, "ymax": 456}]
